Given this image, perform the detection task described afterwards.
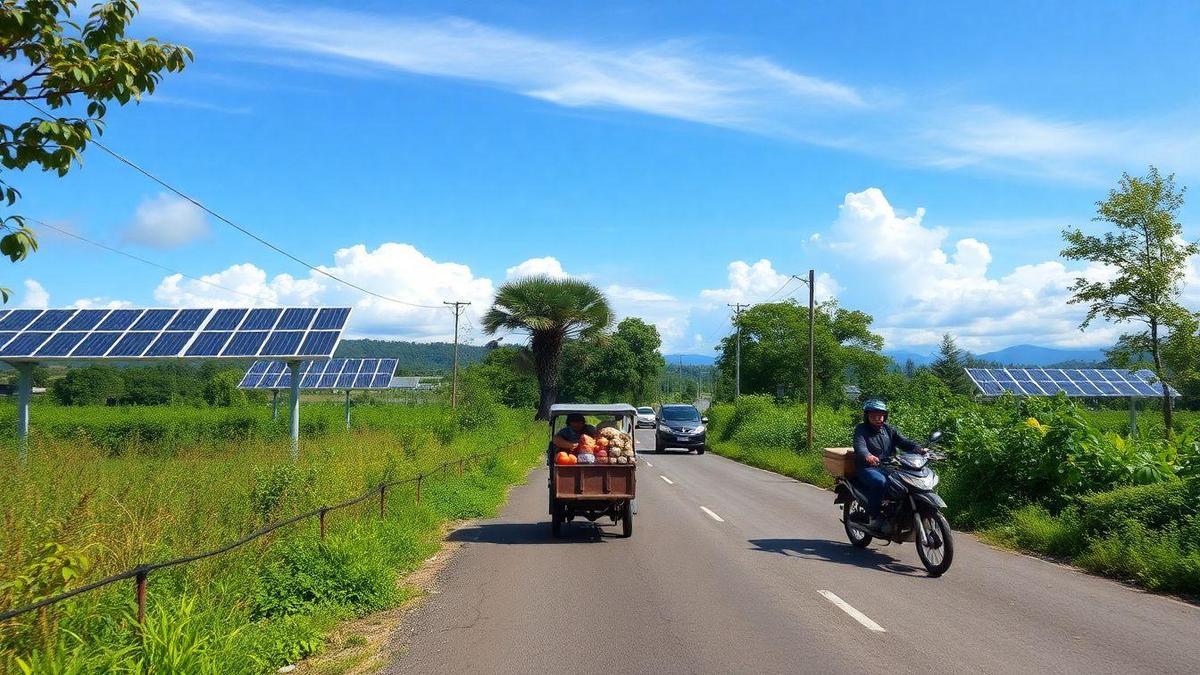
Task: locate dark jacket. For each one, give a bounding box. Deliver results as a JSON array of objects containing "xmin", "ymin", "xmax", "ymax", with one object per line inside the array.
[{"xmin": 852, "ymin": 422, "xmax": 920, "ymax": 470}]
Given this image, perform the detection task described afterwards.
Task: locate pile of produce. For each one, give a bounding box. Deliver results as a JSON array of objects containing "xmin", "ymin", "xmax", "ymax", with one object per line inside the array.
[{"xmin": 554, "ymin": 428, "xmax": 637, "ymax": 465}]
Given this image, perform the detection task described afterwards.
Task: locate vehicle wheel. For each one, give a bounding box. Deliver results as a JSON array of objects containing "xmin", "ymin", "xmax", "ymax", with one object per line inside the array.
[
  {"xmin": 696, "ymin": 446, "xmax": 706, "ymax": 455},
  {"xmin": 843, "ymin": 501, "xmax": 872, "ymax": 548},
  {"xmin": 551, "ymin": 504, "xmax": 564, "ymax": 538},
  {"xmin": 915, "ymin": 511, "xmax": 954, "ymax": 577},
  {"xmin": 621, "ymin": 501, "xmax": 633, "ymax": 538}
]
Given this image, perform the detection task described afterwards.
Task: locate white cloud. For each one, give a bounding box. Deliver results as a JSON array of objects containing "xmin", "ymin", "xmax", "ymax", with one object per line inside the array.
[
  {"xmin": 143, "ymin": 2, "xmax": 1200, "ymax": 182},
  {"xmin": 819, "ymin": 187, "xmax": 1181, "ymax": 352},
  {"xmin": 18, "ymin": 279, "xmax": 49, "ymax": 309},
  {"xmin": 154, "ymin": 242, "xmax": 495, "ymax": 341},
  {"xmin": 699, "ymin": 259, "xmax": 791, "ymax": 304},
  {"xmin": 123, "ymin": 193, "xmax": 209, "ymax": 249},
  {"xmin": 506, "ymin": 256, "xmax": 568, "ymax": 280},
  {"xmin": 603, "ymin": 283, "xmax": 685, "ymax": 350},
  {"xmin": 147, "ymin": 1, "xmax": 863, "ymax": 133}
]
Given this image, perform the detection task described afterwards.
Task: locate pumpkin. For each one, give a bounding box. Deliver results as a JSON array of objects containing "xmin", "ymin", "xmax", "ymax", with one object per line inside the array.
[
  {"xmin": 555, "ymin": 451, "xmax": 571, "ymax": 465},
  {"xmin": 567, "ymin": 453, "xmax": 578, "ymax": 465}
]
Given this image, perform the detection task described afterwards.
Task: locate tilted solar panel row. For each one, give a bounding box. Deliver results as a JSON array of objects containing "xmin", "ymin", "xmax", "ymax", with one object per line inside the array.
[
  {"xmin": 237, "ymin": 358, "xmax": 398, "ymax": 390},
  {"xmin": 0, "ymin": 307, "xmax": 350, "ymax": 360},
  {"xmin": 965, "ymin": 368, "xmax": 1180, "ymax": 398}
]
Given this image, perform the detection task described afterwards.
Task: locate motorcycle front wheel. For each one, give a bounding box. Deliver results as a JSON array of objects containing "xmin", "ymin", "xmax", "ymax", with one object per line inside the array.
[
  {"xmin": 915, "ymin": 511, "xmax": 954, "ymax": 577},
  {"xmin": 843, "ymin": 500, "xmax": 873, "ymax": 548}
]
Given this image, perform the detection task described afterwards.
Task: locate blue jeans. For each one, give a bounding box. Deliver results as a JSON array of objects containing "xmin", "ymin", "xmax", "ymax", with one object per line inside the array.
[{"xmin": 854, "ymin": 467, "xmax": 888, "ymax": 517}]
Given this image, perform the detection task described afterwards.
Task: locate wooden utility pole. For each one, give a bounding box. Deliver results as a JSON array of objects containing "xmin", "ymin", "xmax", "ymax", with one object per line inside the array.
[
  {"xmin": 443, "ymin": 301, "xmax": 470, "ymax": 407},
  {"xmin": 728, "ymin": 303, "xmax": 749, "ymax": 398},
  {"xmin": 806, "ymin": 269, "xmax": 815, "ymax": 452}
]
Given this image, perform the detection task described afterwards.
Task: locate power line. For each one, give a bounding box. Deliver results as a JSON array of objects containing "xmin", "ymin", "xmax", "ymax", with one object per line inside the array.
[
  {"xmin": 33, "ymin": 219, "xmax": 280, "ymax": 306},
  {"xmin": 23, "ymin": 100, "xmax": 443, "ymax": 310}
]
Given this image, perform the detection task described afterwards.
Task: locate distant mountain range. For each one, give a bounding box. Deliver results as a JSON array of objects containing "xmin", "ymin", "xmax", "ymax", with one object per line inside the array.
[
  {"xmin": 885, "ymin": 344, "xmax": 1109, "ymax": 368},
  {"xmin": 664, "ymin": 354, "xmax": 717, "ymax": 366}
]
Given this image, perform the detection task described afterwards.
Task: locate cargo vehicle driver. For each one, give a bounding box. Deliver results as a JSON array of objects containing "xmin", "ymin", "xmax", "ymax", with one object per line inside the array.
[
  {"xmin": 553, "ymin": 413, "xmax": 596, "ymax": 452},
  {"xmin": 853, "ymin": 399, "xmax": 924, "ymax": 531}
]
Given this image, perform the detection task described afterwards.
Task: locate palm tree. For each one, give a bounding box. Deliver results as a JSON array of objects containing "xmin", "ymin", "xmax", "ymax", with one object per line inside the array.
[{"xmin": 482, "ymin": 276, "xmax": 613, "ymax": 419}]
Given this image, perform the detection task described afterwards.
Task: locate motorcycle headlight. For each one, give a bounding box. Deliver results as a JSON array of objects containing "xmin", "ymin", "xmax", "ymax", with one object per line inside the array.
[{"xmin": 900, "ymin": 473, "xmax": 938, "ymax": 491}]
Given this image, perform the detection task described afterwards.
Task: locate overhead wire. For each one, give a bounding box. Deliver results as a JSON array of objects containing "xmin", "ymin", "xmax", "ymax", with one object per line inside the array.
[
  {"xmin": 24, "ymin": 100, "xmax": 443, "ymax": 310},
  {"xmin": 33, "ymin": 219, "xmax": 281, "ymax": 306}
]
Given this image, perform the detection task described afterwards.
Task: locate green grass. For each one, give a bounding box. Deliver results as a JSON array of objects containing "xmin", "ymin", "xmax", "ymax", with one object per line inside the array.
[
  {"xmin": 709, "ymin": 441, "xmax": 834, "ymax": 489},
  {"xmin": 0, "ymin": 404, "xmax": 543, "ymax": 673}
]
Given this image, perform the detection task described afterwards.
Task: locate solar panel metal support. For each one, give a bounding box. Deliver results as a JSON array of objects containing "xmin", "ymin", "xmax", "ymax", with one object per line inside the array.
[
  {"xmin": 344, "ymin": 390, "xmax": 351, "ymax": 431},
  {"xmin": 14, "ymin": 362, "xmax": 32, "ymax": 463},
  {"xmin": 271, "ymin": 390, "xmax": 278, "ymax": 421},
  {"xmin": 288, "ymin": 361, "xmax": 301, "ymax": 460},
  {"xmin": 1129, "ymin": 397, "xmax": 1138, "ymax": 435}
]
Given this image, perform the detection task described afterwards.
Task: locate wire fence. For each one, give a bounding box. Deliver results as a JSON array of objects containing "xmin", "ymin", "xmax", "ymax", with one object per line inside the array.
[{"xmin": 0, "ymin": 428, "xmax": 540, "ymax": 625}]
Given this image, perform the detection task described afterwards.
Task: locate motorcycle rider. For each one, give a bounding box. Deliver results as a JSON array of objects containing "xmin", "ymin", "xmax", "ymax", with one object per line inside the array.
[{"xmin": 853, "ymin": 399, "xmax": 924, "ymax": 532}]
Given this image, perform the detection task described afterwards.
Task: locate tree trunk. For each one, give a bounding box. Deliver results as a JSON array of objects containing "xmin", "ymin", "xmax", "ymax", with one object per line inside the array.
[
  {"xmin": 532, "ymin": 330, "xmax": 564, "ymax": 421},
  {"xmin": 1150, "ymin": 320, "xmax": 1173, "ymax": 437}
]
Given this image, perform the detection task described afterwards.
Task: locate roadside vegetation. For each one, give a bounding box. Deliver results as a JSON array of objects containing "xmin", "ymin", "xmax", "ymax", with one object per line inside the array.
[{"xmin": 0, "ymin": 394, "xmax": 542, "ymax": 672}]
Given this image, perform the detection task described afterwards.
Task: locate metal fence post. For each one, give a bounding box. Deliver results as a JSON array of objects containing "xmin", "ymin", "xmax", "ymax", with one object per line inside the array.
[
  {"xmin": 319, "ymin": 508, "xmax": 327, "ymax": 539},
  {"xmin": 135, "ymin": 569, "xmax": 148, "ymax": 624}
]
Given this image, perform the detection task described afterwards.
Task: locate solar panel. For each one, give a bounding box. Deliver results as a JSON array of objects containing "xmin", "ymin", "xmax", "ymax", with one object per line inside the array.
[
  {"xmin": 966, "ymin": 367, "xmax": 1181, "ymax": 398},
  {"xmin": 238, "ymin": 357, "xmax": 397, "ymax": 390},
  {"xmin": 0, "ymin": 307, "xmax": 350, "ymax": 361}
]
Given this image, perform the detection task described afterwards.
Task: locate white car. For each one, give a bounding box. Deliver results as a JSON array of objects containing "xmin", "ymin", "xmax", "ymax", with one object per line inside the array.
[{"xmin": 635, "ymin": 406, "xmax": 657, "ymax": 428}]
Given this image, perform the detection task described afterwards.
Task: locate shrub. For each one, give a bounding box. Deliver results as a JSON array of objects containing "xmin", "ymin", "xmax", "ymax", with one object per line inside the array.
[
  {"xmin": 253, "ymin": 535, "xmax": 400, "ymax": 619},
  {"xmin": 1077, "ymin": 480, "xmax": 1197, "ymax": 536}
]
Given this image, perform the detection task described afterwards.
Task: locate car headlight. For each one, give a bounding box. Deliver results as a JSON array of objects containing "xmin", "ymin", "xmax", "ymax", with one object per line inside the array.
[
  {"xmin": 694, "ymin": 425, "xmax": 706, "ymax": 434},
  {"xmin": 658, "ymin": 423, "xmax": 672, "ymax": 432}
]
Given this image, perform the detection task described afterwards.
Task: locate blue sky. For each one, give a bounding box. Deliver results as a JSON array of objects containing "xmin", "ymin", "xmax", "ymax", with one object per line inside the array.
[{"xmin": 9, "ymin": 0, "xmax": 1200, "ymax": 354}]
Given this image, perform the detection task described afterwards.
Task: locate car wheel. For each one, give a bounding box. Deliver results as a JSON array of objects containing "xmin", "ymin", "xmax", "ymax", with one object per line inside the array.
[{"xmin": 697, "ymin": 447, "xmax": 706, "ymax": 455}]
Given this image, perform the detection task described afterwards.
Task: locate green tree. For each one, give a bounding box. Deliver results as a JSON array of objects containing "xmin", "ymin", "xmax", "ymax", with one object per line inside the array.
[
  {"xmin": 713, "ymin": 300, "xmax": 885, "ymax": 404},
  {"xmin": 482, "ymin": 275, "xmax": 613, "ymax": 419},
  {"xmin": 473, "ymin": 345, "xmax": 539, "ymax": 409},
  {"xmin": 612, "ymin": 317, "xmax": 663, "ymax": 404},
  {"xmin": 0, "ymin": 0, "xmax": 191, "ymax": 298},
  {"xmin": 929, "ymin": 333, "xmax": 973, "ymax": 394},
  {"xmin": 51, "ymin": 364, "xmax": 122, "ymax": 404},
  {"xmin": 1061, "ymin": 167, "xmax": 1198, "ymax": 433},
  {"xmin": 204, "ymin": 368, "xmax": 247, "ymax": 407}
]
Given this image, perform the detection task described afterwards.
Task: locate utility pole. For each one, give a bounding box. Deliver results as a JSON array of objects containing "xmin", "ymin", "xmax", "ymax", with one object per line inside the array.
[
  {"xmin": 443, "ymin": 301, "xmax": 470, "ymax": 408},
  {"xmin": 728, "ymin": 303, "xmax": 749, "ymax": 399},
  {"xmin": 806, "ymin": 269, "xmax": 815, "ymax": 452}
]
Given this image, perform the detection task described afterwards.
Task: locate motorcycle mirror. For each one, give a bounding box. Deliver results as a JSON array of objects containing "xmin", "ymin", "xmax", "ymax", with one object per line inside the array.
[
  {"xmin": 702, "ymin": 417, "xmax": 709, "ymax": 424},
  {"xmin": 927, "ymin": 430, "xmax": 944, "ymax": 445}
]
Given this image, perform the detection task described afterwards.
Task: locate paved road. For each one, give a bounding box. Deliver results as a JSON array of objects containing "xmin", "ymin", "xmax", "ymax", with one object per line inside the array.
[{"xmin": 385, "ymin": 429, "xmax": 1200, "ymax": 674}]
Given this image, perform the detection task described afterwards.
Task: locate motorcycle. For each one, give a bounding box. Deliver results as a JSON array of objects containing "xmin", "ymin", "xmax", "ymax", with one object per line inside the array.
[{"xmin": 832, "ymin": 431, "xmax": 954, "ymax": 577}]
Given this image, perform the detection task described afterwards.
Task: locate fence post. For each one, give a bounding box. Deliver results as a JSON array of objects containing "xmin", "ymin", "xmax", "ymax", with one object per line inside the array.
[
  {"xmin": 416, "ymin": 474, "xmax": 422, "ymax": 503},
  {"xmin": 379, "ymin": 484, "xmax": 386, "ymax": 518},
  {"xmin": 135, "ymin": 569, "xmax": 148, "ymax": 624},
  {"xmin": 319, "ymin": 508, "xmax": 327, "ymax": 539}
]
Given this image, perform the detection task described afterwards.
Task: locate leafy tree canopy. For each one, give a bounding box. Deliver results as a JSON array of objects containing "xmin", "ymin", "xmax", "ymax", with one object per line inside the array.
[{"xmin": 0, "ymin": 0, "xmax": 192, "ymax": 298}]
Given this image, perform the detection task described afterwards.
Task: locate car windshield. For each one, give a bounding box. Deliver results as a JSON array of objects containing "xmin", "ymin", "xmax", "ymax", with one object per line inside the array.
[
  {"xmin": 661, "ymin": 406, "xmax": 700, "ymax": 421},
  {"xmin": 637, "ymin": 407, "xmax": 654, "ymax": 414}
]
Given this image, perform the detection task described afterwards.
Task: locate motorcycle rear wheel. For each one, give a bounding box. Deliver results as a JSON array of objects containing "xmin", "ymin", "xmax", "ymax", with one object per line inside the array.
[
  {"xmin": 843, "ymin": 500, "xmax": 873, "ymax": 548},
  {"xmin": 915, "ymin": 511, "xmax": 954, "ymax": 577}
]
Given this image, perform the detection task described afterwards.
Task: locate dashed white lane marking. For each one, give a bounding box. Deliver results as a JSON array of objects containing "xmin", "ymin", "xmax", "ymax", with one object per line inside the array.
[
  {"xmin": 818, "ymin": 590, "xmax": 886, "ymax": 632},
  {"xmin": 645, "ymin": 461, "xmax": 654, "ymax": 467},
  {"xmin": 659, "ymin": 475, "xmax": 674, "ymax": 485},
  {"xmin": 699, "ymin": 506, "xmax": 725, "ymax": 522}
]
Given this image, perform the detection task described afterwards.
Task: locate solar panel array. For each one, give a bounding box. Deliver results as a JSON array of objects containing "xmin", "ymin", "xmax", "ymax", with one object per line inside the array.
[
  {"xmin": 238, "ymin": 358, "xmax": 398, "ymax": 390},
  {"xmin": 0, "ymin": 307, "xmax": 350, "ymax": 361},
  {"xmin": 965, "ymin": 368, "xmax": 1180, "ymax": 398}
]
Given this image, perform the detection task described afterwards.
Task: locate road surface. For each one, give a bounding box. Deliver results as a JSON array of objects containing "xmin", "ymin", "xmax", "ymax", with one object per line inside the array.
[{"xmin": 384, "ymin": 429, "xmax": 1200, "ymax": 674}]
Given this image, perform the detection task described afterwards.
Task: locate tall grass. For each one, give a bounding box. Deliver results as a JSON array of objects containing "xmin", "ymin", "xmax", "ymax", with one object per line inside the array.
[{"xmin": 0, "ymin": 404, "xmax": 543, "ymax": 672}]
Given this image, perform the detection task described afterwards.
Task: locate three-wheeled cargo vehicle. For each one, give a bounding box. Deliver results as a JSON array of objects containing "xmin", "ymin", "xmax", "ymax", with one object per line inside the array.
[{"xmin": 547, "ymin": 403, "xmax": 638, "ymax": 538}]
